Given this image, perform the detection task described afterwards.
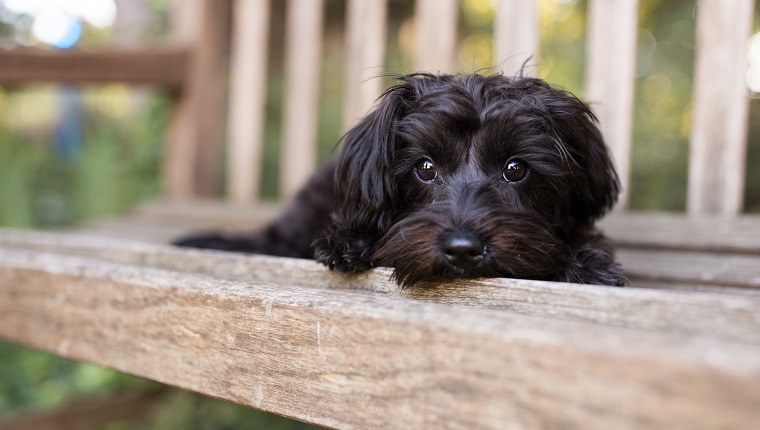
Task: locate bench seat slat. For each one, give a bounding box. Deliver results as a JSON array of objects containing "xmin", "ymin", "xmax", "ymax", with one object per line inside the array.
[
  {"xmin": 1, "ymin": 247, "xmax": 759, "ymax": 429},
  {"xmin": 599, "ymin": 213, "xmax": 760, "ymax": 254},
  {"xmin": 2, "ymin": 229, "xmax": 760, "ymax": 344},
  {"xmin": 619, "ymin": 248, "xmax": 760, "ymax": 289}
]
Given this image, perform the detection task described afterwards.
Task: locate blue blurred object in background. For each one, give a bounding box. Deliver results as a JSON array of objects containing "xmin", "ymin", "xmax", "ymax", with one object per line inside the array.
[{"xmin": 53, "ymin": 86, "xmax": 83, "ymax": 162}]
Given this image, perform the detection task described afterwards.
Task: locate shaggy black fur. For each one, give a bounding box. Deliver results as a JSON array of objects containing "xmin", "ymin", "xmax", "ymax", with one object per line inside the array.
[{"xmin": 175, "ymin": 73, "xmax": 627, "ymax": 287}]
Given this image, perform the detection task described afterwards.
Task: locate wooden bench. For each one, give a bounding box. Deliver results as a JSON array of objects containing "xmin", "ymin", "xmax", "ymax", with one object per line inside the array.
[{"xmin": 1, "ymin": 0, "xmax": 759, "ymax": 428}]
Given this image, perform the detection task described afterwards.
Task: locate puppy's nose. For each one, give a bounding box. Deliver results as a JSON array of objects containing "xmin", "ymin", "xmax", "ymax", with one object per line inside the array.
[{"xmin": 442, "ymin": 232, "xmax": 485, "ymax": 268}]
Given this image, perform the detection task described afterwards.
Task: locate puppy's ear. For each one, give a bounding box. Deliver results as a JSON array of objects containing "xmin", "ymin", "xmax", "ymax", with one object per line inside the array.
[
  {"xmin": 548, "ymin": 93, "xmax": 620, "ymax": 226},
  {"xmin": 314, "ymin": 80, "xmax": 413, "ymax": 272},
  {"xmin": 335, "ymin": 81, "xmax": 415, "ymax": 229}
]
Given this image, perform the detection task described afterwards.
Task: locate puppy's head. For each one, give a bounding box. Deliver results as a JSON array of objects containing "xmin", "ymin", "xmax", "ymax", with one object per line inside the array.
[{"xmin": 335, "ymin": 73, "xmax": 620, "ymax": 286}]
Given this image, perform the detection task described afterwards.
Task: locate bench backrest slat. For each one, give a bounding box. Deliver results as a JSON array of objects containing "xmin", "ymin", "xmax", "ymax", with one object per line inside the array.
[
  {"xmin": 0, "ymin": 0, "xmax": 755, "ymax": 213},
  {"xmin": 227, "ymin": 0, "xmax": 271, "ymax": 203},
  {"xmin": 281, "ymin": 0, "xmax": 325, "ymax": 198},
  {"xmin": 494, "ymin": 0, "xmax": 539, "ymax": 77},
  {"xmin": 343, "ymin": 0, "xmax": 388, "ymax": 133},
  {"xmin": 415, "ymin": 0, "xmax": 459, "ymax": 73},
  {"xmin": 688, "ymin": 0, "xmax": 754, "ymax": 215},
  {"xmin": 165, "ymin": 0, "xmax": 230, "ymax": 200},
  {"xmin": 585, "ymin": 0, "xmax": 640, "ymax": 209}
]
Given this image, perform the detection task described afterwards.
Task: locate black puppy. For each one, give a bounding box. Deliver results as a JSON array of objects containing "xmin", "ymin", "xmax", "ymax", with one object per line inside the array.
[{"xmin": 175, "ymin": 73, "xmax": 627, "ymax": 287}]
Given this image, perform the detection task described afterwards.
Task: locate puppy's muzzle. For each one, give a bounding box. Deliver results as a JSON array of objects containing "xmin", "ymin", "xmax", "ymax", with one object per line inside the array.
[{"xmin": 442, "ymin": 231, "xmax": 485, "ymax": 269}]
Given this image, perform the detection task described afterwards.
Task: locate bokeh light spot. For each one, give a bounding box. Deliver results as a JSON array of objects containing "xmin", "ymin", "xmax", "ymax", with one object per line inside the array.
[{"xmin": 746, "ymin": 32, "xmax": 760, "ymax": 93}]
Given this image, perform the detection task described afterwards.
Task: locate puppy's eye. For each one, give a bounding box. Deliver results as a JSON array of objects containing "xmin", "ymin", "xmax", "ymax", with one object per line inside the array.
[
  {"xmin": 503, "ymin": 159, "xmax": 528, "ymax": 182},
  {"xmin": 415, "ymin": 159, "xmax": 437, "ymax": 182}
]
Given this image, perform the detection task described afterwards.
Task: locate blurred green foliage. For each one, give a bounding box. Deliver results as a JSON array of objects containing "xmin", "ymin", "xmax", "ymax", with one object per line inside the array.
[
  {"xmin": 628, "ymin": 0, "xmax": 696, "ymax": 211},
  {"xmin": 0, "ymin": 342, "xmax": 148, "ymax": 415},
  {"xmin": 0, "ymin": 343, "xmax": 321, "ymax": 429},
  {"xmin": 1, "ymin": 0, "xmax": 760, "ymax": 428},
  {"xmin": 0, "ymin": 89, "xmax": 165, "ymax": 227}
]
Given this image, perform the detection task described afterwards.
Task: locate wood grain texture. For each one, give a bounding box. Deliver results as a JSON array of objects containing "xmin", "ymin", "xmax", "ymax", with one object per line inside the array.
[
  {"xmin": 585, "ymin": 0, "xmax": 639, "ymax": 209},
  {"xmin": 281, "ymin": 0, "xmax": 325, "ymax": 198},
  {"xmin": 494, "ymin": 0, "xmax": 539, "ymax": 76},
  {"xmin": 226, "ymin": 0, "xmax": 271, "ymax": 203},
  {"xmin": 0, "ymin": 48, "xmax": 188, "ymax": 90},
  {"xmin": 415, "ymin": 0, "xmax": 458, "ymax": 73},
  {"xmin": 2, "ymin": 229, "xmax": 760, "ymax": 344},
  {"xmin": 1, "ymin": 247, "xmax": 759, "ymax": 429},
  {"xmin": 342, "ymin": 0, "xmax": 387, "ymax": 131},
  {"xmin": 688, "ymin": 0, "xmax": 753, "ymax": 215}
]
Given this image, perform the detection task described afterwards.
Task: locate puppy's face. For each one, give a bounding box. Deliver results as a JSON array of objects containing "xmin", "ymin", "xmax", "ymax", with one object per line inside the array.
[{"xmin": 331, "ymin": 74, "xmax": 619, "ymax": 286}]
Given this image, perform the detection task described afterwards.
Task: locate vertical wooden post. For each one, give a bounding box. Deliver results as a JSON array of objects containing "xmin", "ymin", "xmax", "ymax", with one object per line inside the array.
[
  {"xmin": 688, "ymin": 0, "xmax": 753, "ymax": 216},
  {"xmin": 494, "ymin": 0, "xmax": 539, "ymax": 76},
  {"xmin": 281, "ymin": 0, "xmax": 325, "ymax": 199},
  {"xmin": 415, "ymin": 0, "xmax": 458, "ymax": 74},
  {"xmin": 191, "ymin": 0, "xmax": 231, "ymax": 198},
  {"xmin": 227, "ymin": 0, "xmax": 270, "ymax": 203},
  {"xmin": 164, "ymin": 0, "xmax": 202, "ymax": 200},
  {"xmin": 165, "ymin": 0, "xmax": 231, "ymax": 200},
  {"xmin": 585, "ymin": 0, "xmax": 639, "ymax": 209},
  {"xmin": 343, "ymin": 0, "xmax": 388, "ymax": 132}
]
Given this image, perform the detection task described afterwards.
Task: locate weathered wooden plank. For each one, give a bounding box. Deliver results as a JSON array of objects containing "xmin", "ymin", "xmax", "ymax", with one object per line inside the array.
[
  {"xmin": 66, "ymin": 201, "xmax": 760, "ymax": 262},
  {"xmin": 342, "ymin": 0, "xmax": 387, "ymax": 131},
  {"xmin": 1, "ymin": 249, "xmax": 759, "ymax": 429},
  {"xmin": 226, "ymin": 0, "xmax": 271, "ymax": 203},
  {"xmin": 281, "ymin": 0, "xmax": 325, "ymax": 198},
  {"xmin": 0, "ymin": 49, "xmax": 188, "ymax": 90},
  {"xmin": 494, "ymin": 0, "xmax": 539, "ymax": 76},
  {"xmin": 618, "ymin": 248, "xmax": 760, "ymax": 289},
  {"xmin": 585, "ymin": 0, "xmax": 639, "ymax": 209},
  {"xmin": 415, "ymin": 0, "xmax": 458, "ymax": 73},
  {"xmin": 165, "ymin": 0, "xmax": 231, "ymax": 199},
  {"xmin": 2, "ymin": 229, "xmax": 759, "ymax": 344},
  {"xmin": 599, "ymin": 213, "xmax": 760, "ymax": 254},
  {"xmin": 631, "ymin": 281, "xmax": 760, "ymax": 296},
  {"xmin": 74, "ymin": 200, "xmax": 283, "ymax": 243},
  {"xmin": 84, "ymin": 203, "xmax": 760, "ymax": 255},
  {"xmin": 688, "ymin": 0, "xmax": 753, "ymax": 215}
]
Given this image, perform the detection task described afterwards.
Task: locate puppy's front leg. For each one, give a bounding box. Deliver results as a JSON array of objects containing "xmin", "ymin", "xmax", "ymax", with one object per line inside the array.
[
  {"xmin": 313, "ymin": 222, "xmax": 378, "ymax": 273},
  {"xmin": 562, "ymin": 242, "xmax": 627, "ymax": 286}
]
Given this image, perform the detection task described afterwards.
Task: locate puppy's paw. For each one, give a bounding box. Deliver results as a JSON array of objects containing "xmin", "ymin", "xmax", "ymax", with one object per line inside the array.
[
  {"xmin": 313, "ymin": 235, "xmax": 375, "ymax": 273},
  {"xmin": 562, "ymin": 245, "xmax": 628, "ymax": 286},
  {"xmin": 584, "ymin": 265, "xmax": 628, "ymax": 287}
]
